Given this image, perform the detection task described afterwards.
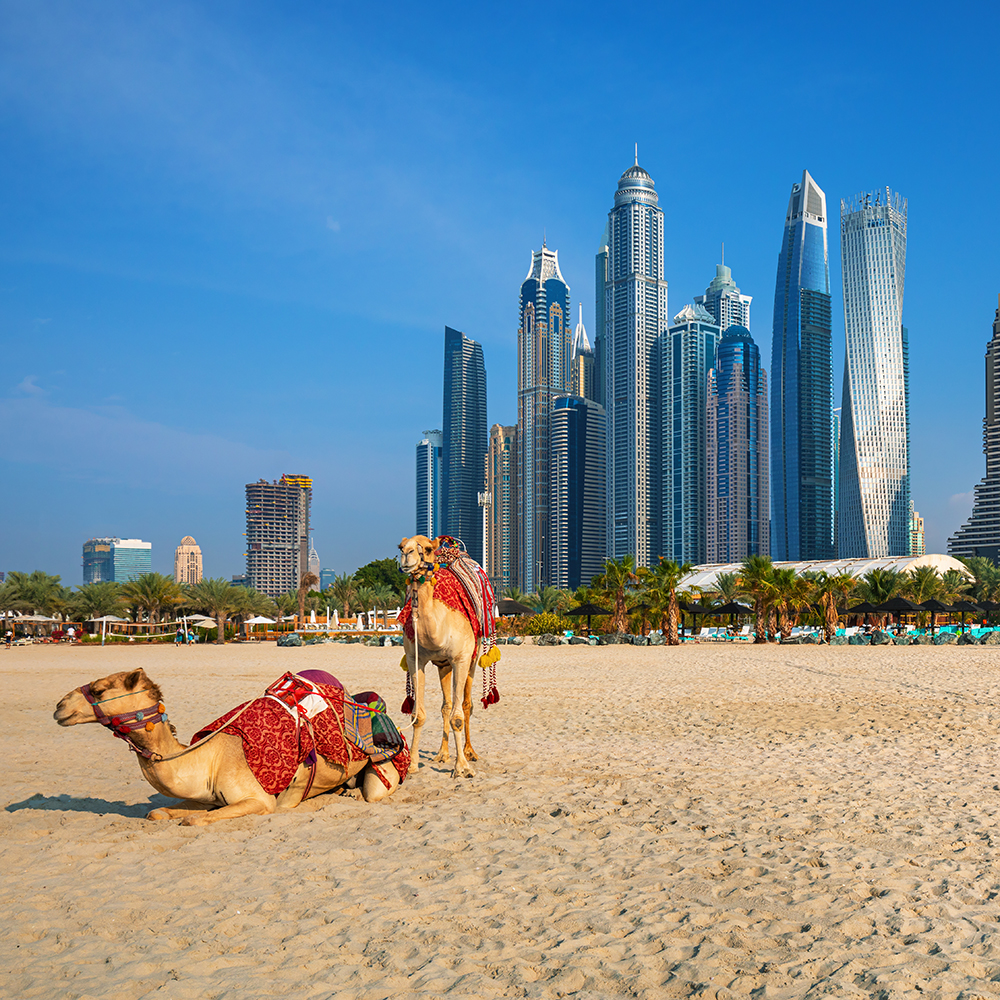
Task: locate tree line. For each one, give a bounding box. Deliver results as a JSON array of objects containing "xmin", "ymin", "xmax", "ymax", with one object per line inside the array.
[{"xmin": 502, "ymin": 554, "xmax": 992, "ymax": 645}]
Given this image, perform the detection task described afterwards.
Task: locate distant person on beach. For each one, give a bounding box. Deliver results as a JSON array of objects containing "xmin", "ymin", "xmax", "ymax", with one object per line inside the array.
[
  {"xmin": 4, "ymin": 630, "xmax": 11, "ymax": 649},
  {"xmin": 175, "ymin": 628, "xmax": 184, "ymax": 647}
]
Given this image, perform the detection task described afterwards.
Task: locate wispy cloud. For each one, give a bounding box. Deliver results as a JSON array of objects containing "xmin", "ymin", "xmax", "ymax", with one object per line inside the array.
[
  {"xmin": 0, "ymin": 393, "xmax": 293, "ymax": 495},
  {"xmin": 15, "ymin": 375, "xmax": 45, "ymax": 396}
]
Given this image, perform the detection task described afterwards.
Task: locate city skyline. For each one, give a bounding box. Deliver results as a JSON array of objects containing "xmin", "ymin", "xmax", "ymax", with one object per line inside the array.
[{"xmin": 2, "ymin": 3, "xmax": 997, "ymax": 581}]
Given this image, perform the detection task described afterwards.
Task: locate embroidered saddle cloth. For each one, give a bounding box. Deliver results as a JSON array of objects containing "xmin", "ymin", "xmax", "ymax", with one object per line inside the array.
[{"xmin": 193, "ymin": 673, "xmax": 410, "ymax": 796}]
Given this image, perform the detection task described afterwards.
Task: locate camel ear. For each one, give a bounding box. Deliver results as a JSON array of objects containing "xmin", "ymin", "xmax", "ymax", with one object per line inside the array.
[
  {"xmin": 123, "ymin": 669, "xmax": 144, "ymax": 690},
  {"xmin": 399, "ymin": 537, "xmax": 408, "ymax": 549}
]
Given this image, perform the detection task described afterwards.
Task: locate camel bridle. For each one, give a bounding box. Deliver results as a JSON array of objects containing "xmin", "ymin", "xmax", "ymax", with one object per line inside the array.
[{"xmin": 80, "ymin": 683, "xmax": 170, "ymax": 759}]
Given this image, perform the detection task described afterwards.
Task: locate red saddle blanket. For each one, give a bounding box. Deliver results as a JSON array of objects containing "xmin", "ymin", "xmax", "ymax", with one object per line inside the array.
[
  {"xmin": 397, "ymin": 567, "xmax": 481, "ymax": 641},
  {"xmin": 193, "ymin": 678, "xmax": 410, "ymax": 796}
]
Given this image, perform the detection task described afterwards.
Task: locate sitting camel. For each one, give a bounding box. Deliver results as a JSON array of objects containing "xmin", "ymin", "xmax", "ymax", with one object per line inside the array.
[
  {"xmin": 54, "ymin": 668, "xmax": 403, "ymax": 826},
  {"xmin": 398, "ymin": 535, "xmax": 498, "ymax": 778}
]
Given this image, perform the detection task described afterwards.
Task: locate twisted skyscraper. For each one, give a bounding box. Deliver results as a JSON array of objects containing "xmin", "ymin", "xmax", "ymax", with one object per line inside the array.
[
  {"xmin": 838, "ymin": 188, "xmax": 909, "ymax": 558},
  {"xmin": 770, "ymin": 170, "xmax": 835, "ymax": 560}
]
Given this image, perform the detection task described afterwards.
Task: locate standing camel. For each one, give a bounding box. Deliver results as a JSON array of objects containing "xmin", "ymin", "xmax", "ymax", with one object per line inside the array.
[
  {"xmin": 397, "ymin": 535, "xmax": 496, "ymax": 778},
  {"xmin": 54, "ymin": 668, "xmax": 403, "ymax": 825}
]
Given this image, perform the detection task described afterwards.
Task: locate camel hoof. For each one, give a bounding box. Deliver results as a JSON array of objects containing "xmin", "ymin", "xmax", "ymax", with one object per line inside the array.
[
  {"xmin": 465, "ymin": 748, "xmax": 479, "ymax": 761},
  {"xmin": 433, "ymin": 750, "xmax": 450, "ymax": 763},
  {"xmin": 147, "ymin": 808, "xmax": 171, "ymax": 821},
  {"xmin": 452, "ymin": 762, "xmax": 476, "ymax": 779},
  {"xmin": 180, "ymin": 813, "xmax": 210, "ymax": 827}
]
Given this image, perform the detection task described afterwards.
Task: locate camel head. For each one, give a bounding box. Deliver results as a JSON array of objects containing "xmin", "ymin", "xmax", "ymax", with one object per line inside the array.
[
  {"xmin": 54, "ymin": 668, "xmax": 161, "ymax": 727},
  {"xmin": 398, "ymin": 535, "xmax": 439, "ymax": 577}
]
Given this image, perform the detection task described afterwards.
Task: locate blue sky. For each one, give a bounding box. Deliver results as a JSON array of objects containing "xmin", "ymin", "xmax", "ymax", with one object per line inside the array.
[{"xmin": 2, "ymin": 0, "xmax": 999, "ymax": 584}]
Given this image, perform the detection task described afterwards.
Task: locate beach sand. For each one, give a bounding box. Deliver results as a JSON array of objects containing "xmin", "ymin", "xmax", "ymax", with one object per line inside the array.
[{"xmin": 4, "ymin": 640, "xmax": 1000, "ymax": 999}]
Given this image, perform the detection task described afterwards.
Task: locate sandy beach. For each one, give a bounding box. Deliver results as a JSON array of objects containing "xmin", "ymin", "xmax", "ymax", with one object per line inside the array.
[{"xmin": 4, "ymin": 641, "xmax": 1000, "ymax": 999}]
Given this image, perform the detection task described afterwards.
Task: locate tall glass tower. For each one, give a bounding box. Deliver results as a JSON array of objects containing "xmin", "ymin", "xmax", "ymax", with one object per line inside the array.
[
  {"xmin": 517, "ymin": 244, "xmax": 571, "ymax": 591},
  {"xmin": 662, "ymin": 304, "xmax": 720, "ymax": 565},
  {"xmin": 949, "ymin": 297, "xmax": 1000, "ymax": 562},
  {"xmin": 707, "ymin": 326, "xmax": 769, "ymax": 562},
  {"xmin": 770, "ymin": 170, "xmax": 835, "ymax": 560},
  {"xmin": 695, "ymin": 260, "xmax": 752, "ymax": 333},
  {"xmin": 551, "ymin": 396, "xmax": 607, "ymax": 590},
  {"xmin": 415, "ymin": 429, "xmax": 443, "ymax": 537},
  {"xmin": 603, "ymin": 155, "xmax": 669, "ymax": 566},
  {"xmin": 838, "ymin": 188, "xmax": 909, "ymax": 558},
  {"xmin": 443, "ymin": 326, "xmax": 488, "ymax": 564}
]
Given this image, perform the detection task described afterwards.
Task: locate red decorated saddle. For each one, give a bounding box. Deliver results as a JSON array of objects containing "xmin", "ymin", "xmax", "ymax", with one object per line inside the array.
[{"xmin": 193, "ymin": 673, "xmax": 410, "ymax": 796}]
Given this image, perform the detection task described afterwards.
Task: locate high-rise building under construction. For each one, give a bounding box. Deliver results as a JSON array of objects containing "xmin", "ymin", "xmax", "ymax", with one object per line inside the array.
[{"xmin": 245, "ymin": 474, "xmax": 312, "ymax": 597}]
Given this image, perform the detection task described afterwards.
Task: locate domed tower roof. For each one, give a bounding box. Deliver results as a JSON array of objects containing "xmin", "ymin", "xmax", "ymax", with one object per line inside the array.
[{"xmin": 614, "ymin": 147, "xmax": 658, "ymax": 207}]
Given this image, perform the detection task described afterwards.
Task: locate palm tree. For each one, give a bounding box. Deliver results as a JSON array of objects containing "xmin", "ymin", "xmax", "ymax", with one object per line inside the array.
[
  {"xmin": 961, "ymin": 557, "xmax": 1000, "ymax": 605},
  {"xmin": 275, "ymin": 592, "xmax": 297, "ymax": 618},
  {"xmin": 297, "ymin": 572, "xmax": 319, "ymax": 622},
  {"xmin": 592, "ymin": 555, "xmax": 638, "ymax": 633},
  {"xmin": 940, "ymin": 568, "xmax": 971, "ymax": 603},
  {"xmin": 119, "ymin": 573, "xmax": 185, "ymax": 625},
  {"xmin": 530, "ymin": 586, "xmax": 565, "ymax": 614},
  {"xmin": 330, "ymin": 574, "xmax": 358, "ymax": 617},
  {"xmin": 2, "ymin": 570, "xmax": 69, "ymax": 616},
  {"xmin": 854, "ymin": 568, "xmax": 904, "ymax": 628},
  {"xmin": 771, "ymin": 567, "xmax": 814, "ymax": 639},
  {"xmin": 902, "ymin": 565, "xmax": 941, "ymax": 604},
  {"xmin": 70, "ymin": 582, "xmax": 124, "ymax": 622},
  {"xmin": 810, "ymin": 572, "xmax": 856, "ymax": 641},
  {"xmin": 369, "ymin": 584, "xmax": 399, "ymax": 627},
  {"xmin": 229, "ymin": 587, "xmax": 278, "ymax": 632},
  {"xmin": 188, "ymin": 578, "xmax": 238, "ymax": 644},
  {"xmin": 738, "ymin": 554, "xmax": 776, "ymax": 643},
  {"xmin": 501, "ymin": 585, "xmax": 529, "ymax": 603},
  {"xmin": 639, "ymin": 558, "xmax": 692, "ymax": 645}
]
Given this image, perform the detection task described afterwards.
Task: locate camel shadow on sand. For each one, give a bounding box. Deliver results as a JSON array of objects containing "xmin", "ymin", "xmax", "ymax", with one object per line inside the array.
[{"xmin": 6, "ymin": 792, "xmax": 176, "ymax": 818}]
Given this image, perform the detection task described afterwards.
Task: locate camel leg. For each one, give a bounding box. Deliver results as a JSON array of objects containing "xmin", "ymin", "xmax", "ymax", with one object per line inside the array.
[
  {"xmin": 433, "ymin": 661, "xmax": 453, "ymax": 763},
  {"xmin": 462, "ymin": 669, "xmax": 478, "ymax": 762},
  {"xmin": 409, "ymin": 664, "xmax": 427, "ymax": 767},
  {"xmin": 360, "ymin": 761, "xmax": 401, "ymax": 802},
  {"xmin": 450, "ymin": 651, "xmax": 476, "ymax": 779},
  {"xmin": 180, "ymin": 797, "xmax": 275, "ymax": 826},
  {"xmin": 147, "ymin": 801, "xmax": 214, "ymax": 821}
]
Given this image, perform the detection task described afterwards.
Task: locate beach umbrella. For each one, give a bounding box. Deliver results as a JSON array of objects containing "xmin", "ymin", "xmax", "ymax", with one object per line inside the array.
[
  {"xmin": 951, "ymin": 600, "xmax": 983, "ymax": 633},
  {"xmin": 87, "ymin": 615, "xmax": 126, "ymax": 622},
  {"xmin": 919, "ymin": 599, "xmax": 956, "ymax": 635},
  {"xmin": 497, "ymin": 599, "xmax": 534, "ymax": 616},
  {"xmin": 706, "ymin": 601, "xmax": 753, "ymax": 629},
  {"xmin": 682, "ymin": 601, "xmax": 716, "ymax": 635},
  {"xmin": 565, "ymin": 602, "xmax": 612, "ymax": 631},
  {"xmin": 872, "ymin": 596, "xmax": 922, "ymax": 630},
  {"xmin": 244, "ymin": 615, "xmax": 276, "ymax": 624}
]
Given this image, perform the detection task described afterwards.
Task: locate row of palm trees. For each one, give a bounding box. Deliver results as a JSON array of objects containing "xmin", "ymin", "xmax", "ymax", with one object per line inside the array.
[
  {"xmin": 0, "ymin": 571, "xmax": 275, "ymax": 644},
  {"xmin": 502, "ymin": 554, "xmax": 988, "ymax": 646}
]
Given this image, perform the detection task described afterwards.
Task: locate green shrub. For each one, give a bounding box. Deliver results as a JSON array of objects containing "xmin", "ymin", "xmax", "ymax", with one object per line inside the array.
[{"xmin": 518, "ymin": 612, "xmax": 576, "ymax": 636}]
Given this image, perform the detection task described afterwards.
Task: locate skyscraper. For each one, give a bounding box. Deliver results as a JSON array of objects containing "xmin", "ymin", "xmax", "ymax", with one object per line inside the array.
[
  {"xmin": 770, "ymin": 170, "xmax": 835, "ymax": 561},
  {"xmin": 484, "ymin": 424, "xmax": 518, "ymax": 593},
  {"xmin": 910, "ymin": 510, "xmax": 926, "ymax": 556},
  {"xmin": 594, "ymin": 226, "xmax": 609, "ymax": 409},
  {"xmin": 662, "ymin": 304, "xmax": 720, "ymax": 565},
  {"xmin": 245, "ymin": 474, "xmax": 312, "ymax": 597},
  {"xmin": 839, "ymin": 187, "xmax": 909, "ymax": 558},
  {"xmin": 571, "ymin": 303, "xmax": 595, "ymax": 402},
  {"xmin": 82, "ymin": 537, "xmax": 152, "ymax": 583},
  {"xmin": 443, "ymin": 326, "xmax": 488, "ymax": 563},
  {"xmin": 518, "ymin": 245, "xmax": 571, "ymax": 591},
  {"xmin": 695, "ymin": 260, "xmax": 752, "ymax": 333},
  {"xmin": 949, "ymin": 298, "xmax": 1000, "ymax": 562},
  {"xmin": 707, "ymin": 326, "xmax": 769, "ymax": 562},
  {"xmin": 307, "ymin": 537, "xmax": 320, "ymax": 580},
  {"xmin": 550, "ymin": 396, "xmax": 607, "ymax": 590},
  {"xmin": 603, "ymin": 154, "xmax": 669, "ymax": 566},
  {"xmin": 415, "ymin": 429, "xmax": 443, "ymax": 538},
  {"xmin": 173, "ymin": 536, "xmax": 203, "ymax": 585}
]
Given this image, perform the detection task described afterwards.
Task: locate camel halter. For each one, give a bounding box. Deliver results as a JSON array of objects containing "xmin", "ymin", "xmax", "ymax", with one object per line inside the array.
[{"xmin": 80, "ymin": 684, "xmax": 170, "ymax": 760}]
